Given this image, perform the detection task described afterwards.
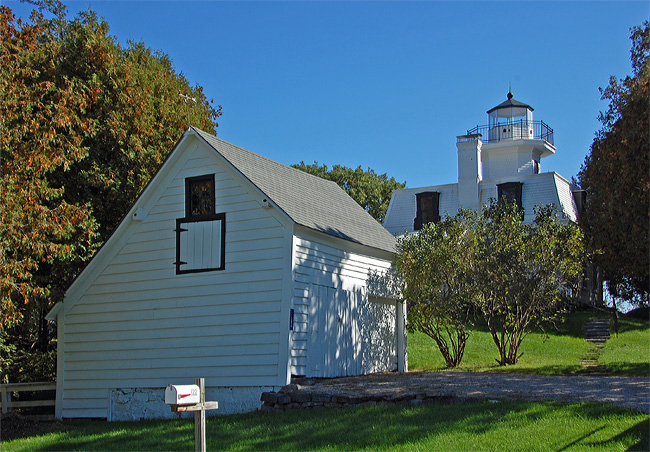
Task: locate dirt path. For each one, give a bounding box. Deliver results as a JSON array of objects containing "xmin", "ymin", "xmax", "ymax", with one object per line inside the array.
[{"xmin": 287, "ymin": 371, "xmax": 650, "ymax": 413}]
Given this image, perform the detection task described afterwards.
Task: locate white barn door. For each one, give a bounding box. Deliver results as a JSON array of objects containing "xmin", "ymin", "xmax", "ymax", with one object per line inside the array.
[{"xmin": 307, "ymin": 284, "xmax": 361, "ymax": 378}]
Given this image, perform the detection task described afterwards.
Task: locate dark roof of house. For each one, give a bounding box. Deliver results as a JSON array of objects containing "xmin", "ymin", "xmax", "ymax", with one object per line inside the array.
[
  {"xmin": 191, "ymin": 127, "xmax": 396, "ymax": 254},
  {"xmin": 487, "ymin": 92, "xmax": 533, "ymax": 114}
]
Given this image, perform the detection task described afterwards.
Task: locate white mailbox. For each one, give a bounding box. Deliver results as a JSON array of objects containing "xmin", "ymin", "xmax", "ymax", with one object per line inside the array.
[{"xmin": 165, "ymin": 384, "xmax": 201, "ymax": 406}]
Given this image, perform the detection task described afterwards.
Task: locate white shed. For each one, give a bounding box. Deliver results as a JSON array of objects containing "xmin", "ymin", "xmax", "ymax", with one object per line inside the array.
[{"xmin": 47, "ymin": 127, "xmax": 405, "ymax": 420}]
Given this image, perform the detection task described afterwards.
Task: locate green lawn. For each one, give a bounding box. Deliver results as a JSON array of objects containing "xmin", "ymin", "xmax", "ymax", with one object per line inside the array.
[
  {"xmin": 408, "ymin": 310, "xmax": 650, "ymax": 376},
  {"xmin": 4, "ymin": 401, "xmax": 648, "ymax": 451},
  {"xmin": 4, "ymin": 310, "xmax": 648, "ymax": 451}
]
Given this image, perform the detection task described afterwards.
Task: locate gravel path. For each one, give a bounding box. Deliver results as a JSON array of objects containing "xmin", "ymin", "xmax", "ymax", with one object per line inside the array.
[{"xmin": 290, "ymin": 371, "xmax": 650, "ymax": 413}]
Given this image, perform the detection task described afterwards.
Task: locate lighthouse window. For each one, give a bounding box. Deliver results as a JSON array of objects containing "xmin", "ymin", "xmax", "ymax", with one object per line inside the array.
[
  {"xmin": 414, "ymin": 192, "xmax": 440, "ymax": 231},
  {"xmin": 497, "ymin": 182, "xmax": 523, "ymax": 211}
]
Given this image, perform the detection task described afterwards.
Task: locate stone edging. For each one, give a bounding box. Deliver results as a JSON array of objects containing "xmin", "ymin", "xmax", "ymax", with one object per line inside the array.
[{"xmin": 260, "ymin": 386, "xmax": 476, "ymax": 411}]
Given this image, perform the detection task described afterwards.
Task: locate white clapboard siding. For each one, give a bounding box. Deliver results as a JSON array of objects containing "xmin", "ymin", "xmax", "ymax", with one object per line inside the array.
[
  {"xmin": 65, "ymin": 332, "xmax": 279, "ymax": 353},
  {"xmin": 290, "ymin": 233, "xmax": 394, "ymax": 377},
  {"xmin": 554, "ymin": 173, "xmax": 579, "ymax": 222},
  {"xmin": 63, "ymin": 374, "xmax": 277, "ymax": 391},
  {"xmin": 386, "ymin": 172, "xmax": 580, "ymax": 236},
  {"xmin": 67, "ymin": 343, "xmax": 279, "ymax": 363},
  {"xmin": 61, "ymin": 139, "xmax": 291, "ymax": 418},
  {"xmin": 68, "ymin": 290, "xmax": 282, "ymax": 315},
  {"xmin": 383, "ymin": 184, "xmax": 459, "ymax": 235}
]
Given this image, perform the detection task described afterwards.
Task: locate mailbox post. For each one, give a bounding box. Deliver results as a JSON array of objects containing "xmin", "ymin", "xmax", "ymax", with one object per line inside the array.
[{"xmin": 165, "ymin": 378, "xmax": 218, "ymax": 452}]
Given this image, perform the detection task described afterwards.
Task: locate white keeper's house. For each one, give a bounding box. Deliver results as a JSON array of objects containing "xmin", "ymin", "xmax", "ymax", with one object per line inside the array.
[
  {"xmin": 47, "ymin": 127, "xmax": 405, "ymax": 421},
  {"xmin": 383, "ymin": 92, "xmax": 602, "ymax": 305}
]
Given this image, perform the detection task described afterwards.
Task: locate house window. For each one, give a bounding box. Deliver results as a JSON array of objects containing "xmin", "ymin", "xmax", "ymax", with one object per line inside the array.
[
  {"xmin": 175, "ymin": 174, "xmax": 225, "ymax": 274},
  {"xmin": 414, "ymin": 192, "xmax": 440, "ymax": 230},
  {"xmin": 186, "ymin": 174, "xmax": 215, "ymax": 217},
  {"xmin": 533, "ymin": 159, "xmax": 540, "ymax": 174},
  {"xmin": 497, "ymin": 182, "xmax": 523, "ymax": 210}
]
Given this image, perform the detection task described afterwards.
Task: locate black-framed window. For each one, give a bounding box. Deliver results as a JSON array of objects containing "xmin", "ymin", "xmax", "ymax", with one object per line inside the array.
[
  {"xmin": 497, "ymin": 182, "xmax": 523, "ymax": 210},
  {"xmin": 186, "ymin": 174, "xmax": 215, "ymax": 217},
  {"xmin": 175, "ymin": 174, "xmax": 225, "ymax": 274},
  {"xmin": 414, "ymin": 192, "xmax": 440, "ymax": 231},
  {"xmin": 175, "ymin": 214, "xmax": 226, "ymax": 274}
]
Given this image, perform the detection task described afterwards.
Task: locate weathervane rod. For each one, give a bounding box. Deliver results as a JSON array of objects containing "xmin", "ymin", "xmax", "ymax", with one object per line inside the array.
[{"xmin": 179, "ymin": 92, "xmax": 197, "ymax": 128}]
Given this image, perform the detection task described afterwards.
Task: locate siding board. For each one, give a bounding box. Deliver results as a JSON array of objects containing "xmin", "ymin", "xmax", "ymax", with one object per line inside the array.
[
  {"xmin": 64, "ymin": 365, "xmax": 278, "ymax": 382},
  {"xmin": 67, "ymin": 344, "xmax": 279, "ymax": 363},
  {"xmin": 65, "ymin": 332, "xmax": 279, "ymax": 353},
  {"xmin": 67, "ymin": 301, "xmax": 281, "ymax": 325},
  {"xmin": 69, "ymin": 291, "xmax": 282, "ymax": 315},
  {"xmin": 63, "ymin": 374, "xmax": 275, "ymax": 390},
  {"xmin": 65, "ymin": 311, "xmax": 281, "ymax": 334},
  {"xmin": 65, "ymin": 354, "xmax": 279, "ymax": 372},
  {"xmin": 64, "ymin": 321, "xmax": 281, "ymax": 343}
]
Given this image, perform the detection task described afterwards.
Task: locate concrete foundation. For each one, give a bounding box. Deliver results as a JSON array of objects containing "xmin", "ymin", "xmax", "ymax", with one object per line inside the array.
[{"xmin": 109, "ymin": 385, "xmax": 280, "ymax": 421}]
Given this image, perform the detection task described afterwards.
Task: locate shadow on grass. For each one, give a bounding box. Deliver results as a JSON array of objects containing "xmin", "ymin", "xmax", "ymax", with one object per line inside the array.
[
  {"xmin": 212, "ymin": 402, "xmax": 649, "ymax": 452},
  {"xmin": 609, "ymin": 418, "xmax": 650, "ymax": 452},
  {"xmin": 555, "ymin": 425, "xmax": 607, "ymax": 451},
  {"xmin": 598, "ymin": 363, "xmax": 650, "ymax": 376},
  {"xmin": 6, "ymin": 402, "xmax": 648, "ymax": 451},
  {"xmin": 552, "ymin": 405, "xmax": 650, "ymax": 452},
  {"xmin": 477, "ymin": 364, "xmax": 586, "ymax": 375},
  {"xmin": 582, "ymin": 418, "xmax": 650, "ymax": 452},
  {"xmin": 15, "ymin": 418, "xmax": 195, "ymax": 452}
]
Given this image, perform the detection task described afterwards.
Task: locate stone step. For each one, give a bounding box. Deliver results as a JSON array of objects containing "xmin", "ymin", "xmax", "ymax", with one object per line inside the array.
[{"xmin": 584, "ymin": 318, "xmax": 610, "ymax": 342}]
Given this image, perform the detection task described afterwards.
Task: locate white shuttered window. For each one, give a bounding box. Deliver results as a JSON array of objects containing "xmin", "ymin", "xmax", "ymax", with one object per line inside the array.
[{"xmin": 175, "ymin": 214, "xmax": 226, "ymax": 274}]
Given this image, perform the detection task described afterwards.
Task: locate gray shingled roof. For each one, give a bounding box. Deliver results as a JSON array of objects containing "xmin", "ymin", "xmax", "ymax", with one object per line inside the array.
[{"xmin": 191, "ymin": 127, "xmax": 396, "ymax": 254}]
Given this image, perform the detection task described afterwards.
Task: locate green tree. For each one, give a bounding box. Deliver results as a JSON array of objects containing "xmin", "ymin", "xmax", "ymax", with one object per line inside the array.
[
  {"xmin": 395, "ymin": 200, "xmax": 583, "ymax": 368},
  {"xmin": 0, "ymin": 5, "xmax": 99, "ymax": 329},
  {"xmin": 395, "ymin": 209, "xmax": 480, "ymax": 367},
  {"xmin": 475, "ymin": 200, "xmax": 584, "ymax": 366},
  {"xmin": 55, "ymin": 10, "xmax": 221, "ymax": 240},
  {"xmin": 0, "ymin": 2, "xmax": 221, "ymax": 382},
  {"xmin": 578, "ymin": 22, "xmax": 649, "ymax": 305},
  {"xmin": 292, "ymin": 162, "xmax": 405, "ymax": 223}
]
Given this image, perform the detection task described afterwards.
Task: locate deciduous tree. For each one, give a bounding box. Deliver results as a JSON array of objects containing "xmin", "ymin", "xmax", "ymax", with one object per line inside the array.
[
  {"xmin": 578, "ymin": 22, "xmax": 649, "ymax": 305},
  {"xmin": 394, "ymin": 200, "xmax": 583, "ymax": 368},
  {"xmin": 475, "ymin": 201, "xmax": 584, "ymax": 365},
  {"xmin": 395, "ymin": 209, "xmax": 480, "ymax": 367},
  {"xmin": 0, "ymin": 5, "xmax": 99, "ymax": 329}
]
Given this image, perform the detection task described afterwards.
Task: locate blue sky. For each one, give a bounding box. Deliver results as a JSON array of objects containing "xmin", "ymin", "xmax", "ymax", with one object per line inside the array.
[{"xmin": 6, "ymin": 1, "xmax": 648, "ymax": 188}]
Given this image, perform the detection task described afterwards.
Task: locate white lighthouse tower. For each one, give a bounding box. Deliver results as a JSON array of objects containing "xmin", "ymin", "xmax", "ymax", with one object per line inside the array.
[{"xmin": 456, "ymin": 92, "xmax": 556, "ymax": 210}]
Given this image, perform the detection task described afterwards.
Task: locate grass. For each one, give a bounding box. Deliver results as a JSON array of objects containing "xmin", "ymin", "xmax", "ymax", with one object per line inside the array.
[
  {"xmin": 4, "ymin": 310, "xmax": 648, "ymax": 451},
  {"xmin": 4, "ymin": 401, "xmax": 649, "ymax": 451},
  {"xmin": 408, "ymin": 310, "xmax": 650, "ymax": 376}
]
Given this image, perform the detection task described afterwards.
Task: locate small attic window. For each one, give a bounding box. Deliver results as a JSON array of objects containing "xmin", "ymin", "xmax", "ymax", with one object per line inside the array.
[
  {"xmin": 186, "ymin": 174, "xmax": 215, "ymax": 217},
  {"xmin": 175, "ymin": 174, "xmax": 226, "ymax": 274},
  {"xmin": 497, "ymin": 182, "xmax": 523, "ymax": 211},
  {"xmin": 414, "ymin": 192, "xmax": 440, "ymax": 231}
]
